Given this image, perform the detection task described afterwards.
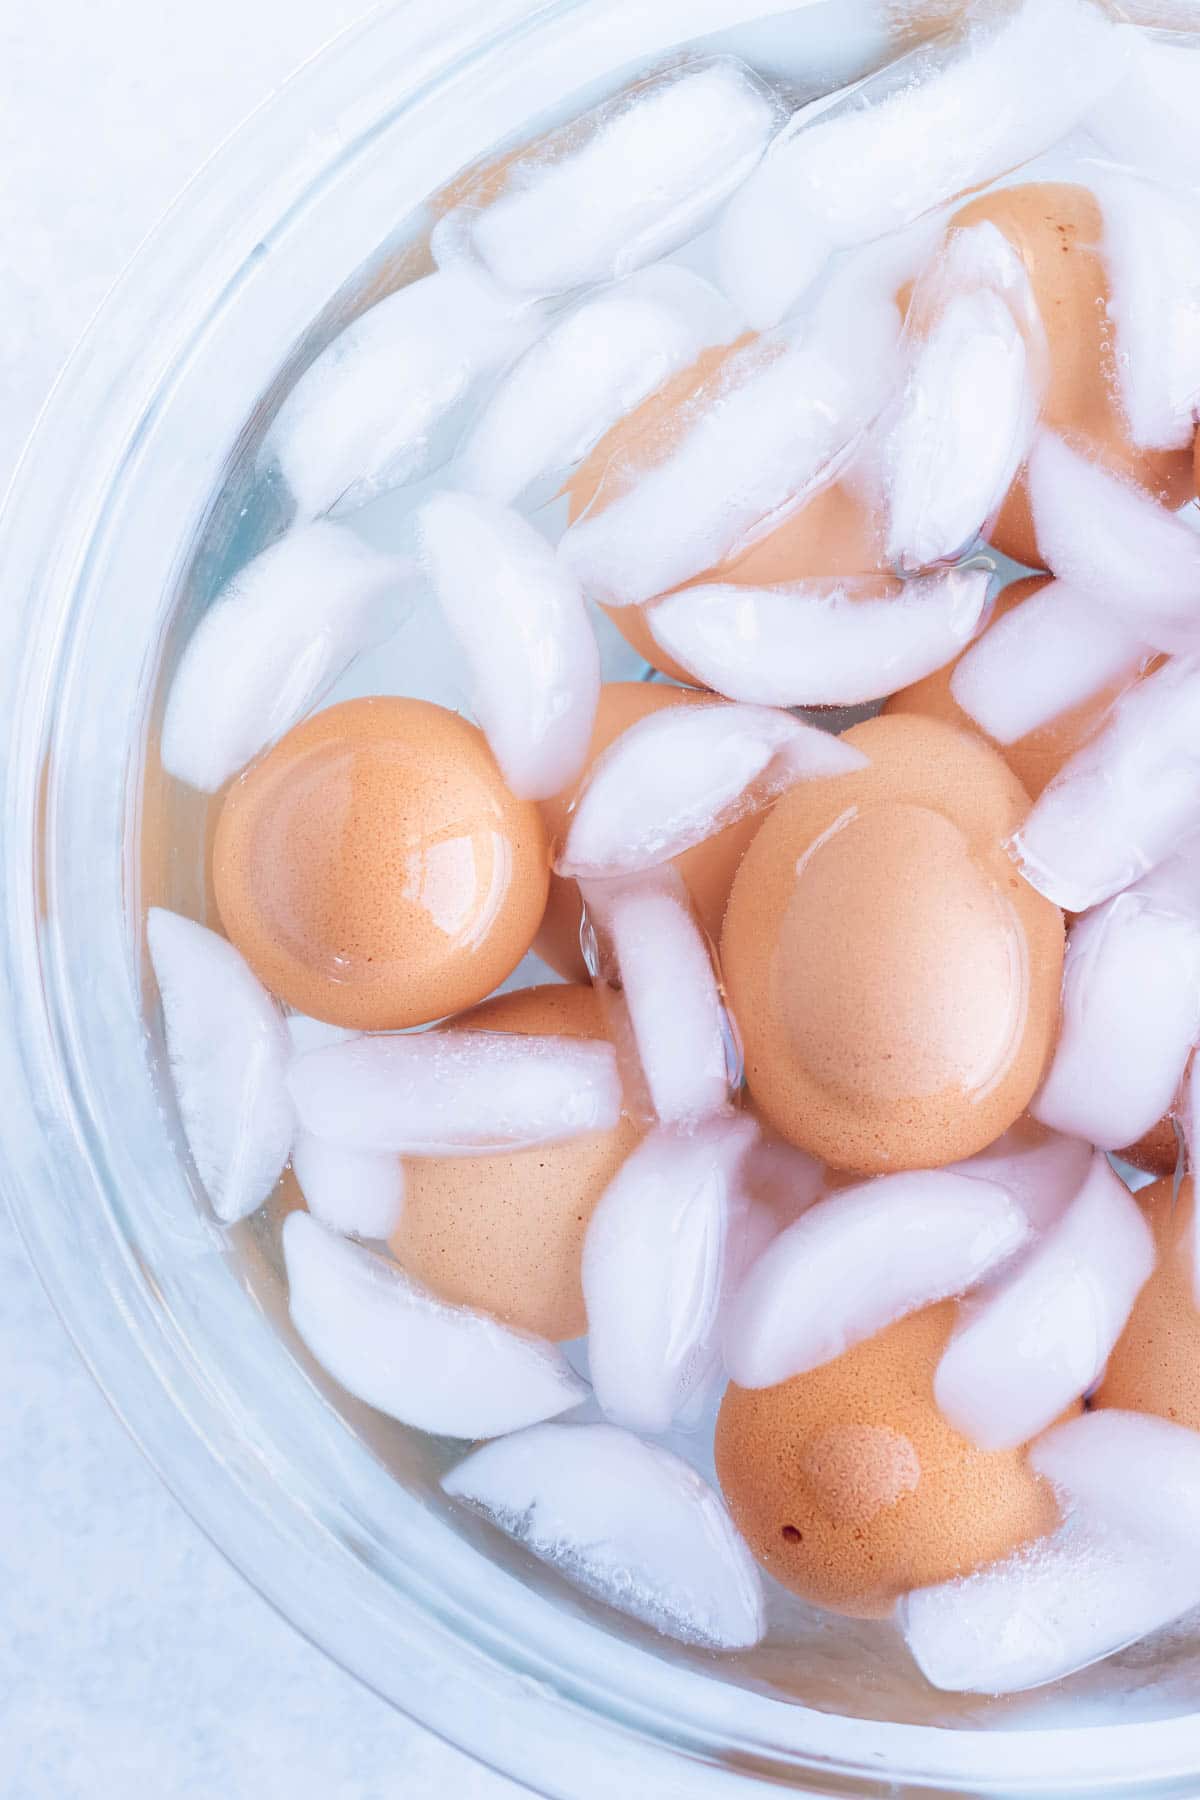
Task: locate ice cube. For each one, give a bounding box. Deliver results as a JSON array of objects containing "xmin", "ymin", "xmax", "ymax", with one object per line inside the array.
[
  {"xmin": 263, "ymin": 267, "xmax": 538, "ymax": 519},
  {"xmin": 284, "ymin": 1013, "xmax": 356, "ymax": 1057},
  {"xmin": 948, "ymin": 1118, "xmax": 1092, "ymax": 1235},
  {"xmin": 741, "ymin": 1129, "xmax": 825, "ymax": 1234},
  {"xmin": 1095, "ymin": 168, "xmax": 1200, "ymax": 454},
  {"xmin": 1032, "ymin": 1410, "xmax": 1200, "ymax": 1553},
  {"xmin": 934, "ymin": 1152, "xmax": 1155, "ymax": 1450},
  {"xmin": 901, "ymin": 1512, "xmax": 1200, "ymax": 1695},
  {"xmin": 287, "ymin": 1029, "xmax": 622, "ymax": 1155},
  {"xmin": 283, "ymin": 1212, "xmax": 585, "ymax": 1437},
  {"xmin": 290, "ymin": 1131, "xmax": 405, "ymax": 1240},
  {"xmin": 582, "ymin": 1116, "xmax": 757, "ymax": 1434},
  {"xmin": 648, "ymin": 565, "xmax": 989, "ymax": 707},
  {"xmin": 724, "ymin": 1170, "xmax": 1029, "ymax": 1389},
  {"xmin": 717, "ymin": 0, "xmax": 1124, "ymax": 280},
  {"xmin": 1032, "ymin": 891, "xmax": 1200, "ymax": 1149},
  {"xmin": 442, "ymin": 1421, "xmax": 764, "ymax": 1648},
  {"xmin": 950, "ymin": 578, "xmax": 1149, "ymax": 746},
  {"xmin": 557, "ymin": 700, "xmax": 866, "ymax": 881},
  {"xmin": 455, "ymin": 266, "xmax": 739, "ymax": 505},
  {"xmin": 147, "ymin": 910, "xmax": 292, "ymax": 1224},
  {"xmin": 884, "ymin": 227, "xmax": 1045, "ymax": 573},
  {"xmin": 1011, "ymin": 654, "xmax": 1200, "ymax": 913},
  {"xmin": 161, "ymin": 524, "xmax": 413, "ymax": 793},
  {"xmin": 583, "ymin": 871, "xmax": 732, "ymax": 1127},
  {"xmin": 559, "ymin": 297, "xmax": 901, "ymax": 608},
  {"xmin": 1027, "ymin": 434, "xmax": 1200, "ymax": 654},
  {"xmin": 417, "ymin": 491, "xmax": 599, "ymax": 800},
  {"xmin": 444, "ymin": 59, "xmax": 782, "ymax": 299},
  {"xmin": 1088, "ymin": 29, "xmax": 1200, "ymax": 190}
]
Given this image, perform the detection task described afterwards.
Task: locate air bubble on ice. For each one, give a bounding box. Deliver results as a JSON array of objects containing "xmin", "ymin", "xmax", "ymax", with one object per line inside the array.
[
  {"xmin": 148, "ymin": 909, "xmax": 293, "ymax": 1224},
  {"xmin": 263, "ymin": 266, "xmax": 539, "ymax": 519},
  {"xmin": 455, "ymin": 266, "xmax": 739, "ymax": 505},
  {"xmin": 557, "ymin": 700, "xmax": 867, "ymax": 881},
  {"xmin": 283, "ymin": 1212, "xmax": 586, "ymax": 1437},
  {"xmin": 901, "ymin": 1511, "xmax": 1200, "ymax": 1696},
  {"xmin": 418, "ymin": 490, "xmax": 599, "ymax": 800},
  {"xmin": 934, "ymin": 1152, "xmax": 1155, "ymax": 1451},
  {"xmin": 648, "ymin": 566, "xmax": 989, "ymax": 707},
  {"xmin": 1011, "ymin": 654, "xmax": 1200, "ymax": 913},
  {"xmin": 1095, "ymin": 168, "xmax": 1200, "ymax": 454},
  {"xmin": 950, "ymin": 578, "xmax": 1148, "ymax": 746},
  {"xmin": 582, "ymin": 1116, "xmax": 757, "ymax": 1434},
  {"xmin": 724, "ymin": 1170, "xmax": 1029, "ymax": 1389},
  {"xmin": 713, "ymin": 0, "xmax": 1124, "ymax": 313},
  {"xmin": 291, "ymin": 1130, "xmax": 405, "ymax": 1240},
  {"xmin": 558, "ymin": 291, "xmax": 902, "ymax": 608},
  {"xmin": 1027, "ymin": 433, "xmax": 1200, "ymax": 654},
  {"xmin": 161, "ymin": 524, "xmax": 414, "ymax": 793},
  {"xmin": 1032, "ymin": 890, "xmax": 1200, "ymax": 1149},
  {"xmin": 287, "ymin": 1030, "xmax": 622, "ymax": 1155},
  {"xmin": 446, "ymin": 59, "xmax": 782, "ymax": 299},
  {"xmin": 583, "ymin": 871, "xmax": 732, "ymax": 1126},
  {"xmin": 442, "ymin": 1421, "xmax": 764, "ymax": 1648}
]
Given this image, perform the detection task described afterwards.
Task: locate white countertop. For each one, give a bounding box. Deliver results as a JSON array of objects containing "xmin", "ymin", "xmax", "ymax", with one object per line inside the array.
[{"xmin": 0, "ymin": 6, "xmax": 524, "ymax": 1793}]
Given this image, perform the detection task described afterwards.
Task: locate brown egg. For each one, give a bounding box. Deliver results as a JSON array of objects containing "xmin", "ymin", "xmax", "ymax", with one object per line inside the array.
[
  {"xmin": 565, "ymin": 340, "xmax": 885, "ymax": 683},
  {"xmin": 213, "ymin": 697, "xmax": 548, "ymax": 1030},
  {"xmin": 721, "ymin": 712, "xmax": 1064, "ymax": 1172},
  {"xmin": 1194, "ymin": 425, "xmax": 1199, "ymax": 500},
  {"xmin": 1119, "ymin": 1113, "xmax": 1181, "ymax": 1180},
  {"xmin": 536, "ymin": 682, "xmax": 761, "ymax": 980},
  {"xmin": 715, "ymin": 1303, "xmax": 1064, "ymax": 1617},
  {"xmin": 389, "ymin": 983, "xmax": 639, "ymax": 1340},
  {"xmin": 1096, "ymin": 1176, "xmax": 1200, "ymax": 1429},
  {"xmin": 946, "ymin": 183, "xmax": 1194, "ymax": 568},
  {"xmin": 884, "ymin": 576, "xmax": 1162, "ymax": 801}
]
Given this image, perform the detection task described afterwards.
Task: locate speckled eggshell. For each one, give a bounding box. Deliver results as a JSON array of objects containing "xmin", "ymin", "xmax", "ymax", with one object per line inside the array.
[
  {"xmin": 884, "ymin": 576, "xmax": 1161, "ymax": 800},
  {"xmin": 946, "ymin": 183, "xmax": 1195, "ymax": 569},
  {"xmin": 536, "ymin": 681, "xmax": 761, "ymax": 980},
  {"xmin": 564, "ymin": 340, "xmax": 885, "ymax": 684},
  {"xmin": 389, "ymin": 983, "xmax": 639, "ymax": 1341},
  {"xmin": 720, "ymin": 712, "xmax": 1064, "ymax": 1172},
  {"xmin": 1096, "ymin": 1176, "xmax": 1200, "ymax": 1429},
  {"xmin": 1118, "ymin": 1113, "xmax": 1181, "ymax": 1180},
  {"xmin": 715, "ymin": 1302, "xmax": 1065, "ymax": 1617},
  {"xmin": 213, "ymin": 696, "xmax": 549, "ymax": 1030}
]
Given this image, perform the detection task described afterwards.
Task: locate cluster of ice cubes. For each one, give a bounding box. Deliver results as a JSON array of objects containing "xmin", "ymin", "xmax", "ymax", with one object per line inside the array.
[{"xmin": 148, "ymin": 0, "xmax": 1200, "ymax": 1688}]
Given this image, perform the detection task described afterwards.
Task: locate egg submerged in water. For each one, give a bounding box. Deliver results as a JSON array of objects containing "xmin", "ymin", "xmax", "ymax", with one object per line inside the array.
[
  {"xmin": 715, "ymin": 1303, "xmax": 1066, "ymax": 1618},
  {"xmin": 721, "ymin": 713, "xmax": 1064, "ymax": 1173}
]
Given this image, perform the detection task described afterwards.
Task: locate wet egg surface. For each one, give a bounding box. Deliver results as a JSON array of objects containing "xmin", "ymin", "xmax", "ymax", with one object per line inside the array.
[
  {"xmin": 213, "ymin": 696, "xmax": 549, "ymax": 1029},
  {"xmin": 721, "ymin": 712, "xmax": 1064, "ymax": 1171},
  {"xmin": 1097, "ymin": 1176, "xmax": 1200, "ymax": 1430}
]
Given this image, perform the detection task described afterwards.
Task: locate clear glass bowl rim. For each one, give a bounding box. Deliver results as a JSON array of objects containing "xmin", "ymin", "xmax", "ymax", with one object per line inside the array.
[{"xmin": 3, "ymin": 1, "xmax": 1200, "ymax": 1794}]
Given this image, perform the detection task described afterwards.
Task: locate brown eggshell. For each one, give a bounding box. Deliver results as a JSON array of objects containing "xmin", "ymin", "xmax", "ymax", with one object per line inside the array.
[
  {"xmin": 535, "ymin": 682, "xmax": 761, "ymax": 981},
  {"xmin": 720, "ymin": 712, "xmax": 1064, "ymax": 1172},
  {"xmin": 1194, "ymin": 426, "xmax": 1199, "ymax": 500},
  {"xmin": 1118, "ymin": 1113, "xmax": 1181, "ymax": 1180},
  {"xmin": 884, "ymin": 575, "xmax": 1162, "ymax": 801},
  {"xmin": 389, "ymin": 983, "xmax": 639, "ymax": 1341},
  {"xmin": 1096, "ymin": 1176, "xmax": 1200, "ymax": 1429},
  {"xmin": 565, "ymin": 340, "xmax": 885, "ymax": 683},
  {"xmin": 715, "ymin": 1302, "xmax": 1065, "ymax": 1617},
  {"xmin": 213, "ymin": 697, "xmax": 549, "ymax": 1030},
  {"xmin": 947, "ymin": 183, "xmax": 1194, "ymax": 568}
]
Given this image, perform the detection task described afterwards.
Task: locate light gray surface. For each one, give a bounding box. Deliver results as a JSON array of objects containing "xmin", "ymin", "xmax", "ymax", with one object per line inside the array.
[{"xmin": 0, "ymin": 5, "xmax": 525, "ymax": 1794}]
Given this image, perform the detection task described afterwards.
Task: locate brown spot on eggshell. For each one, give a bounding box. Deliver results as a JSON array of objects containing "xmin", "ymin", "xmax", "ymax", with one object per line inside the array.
[
  {"xmin": 884, "ymin": 575, "xmax": 1163, "ymax": 800},
  {"xmin": 946, "ymin": 183, "xmax": 1194, "ymax": 568},
  {"xmin": 720, "ymin": 712, "xmax": 1064, "ymax": 1172},
  {"xmin": 389, "ymin": 983, "xmax": 639, "ymax": 1341},
  {"xmin": 1096, "ymin": 1176, "xmax": 1200, "ymax": 1429},
  {"xmin": 715, "ymin": 1303, "xmax": 1064, "ymax": 1617},
  {"xmin": 565, "ymin": 340, "xmax": 885, "ymax": 684},
  {"xmin": 535, "ymin": 681, "xmax": 760, "ymax": 981},
  {"xmin": 213, "ymin": 697, "xmax": 548, "ymax": 1030}
]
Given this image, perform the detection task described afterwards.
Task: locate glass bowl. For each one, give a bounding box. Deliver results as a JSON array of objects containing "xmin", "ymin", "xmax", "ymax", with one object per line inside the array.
[{"xmin": 3, "ymin": 1, "xmax": 1200, "ymax": 1792}]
